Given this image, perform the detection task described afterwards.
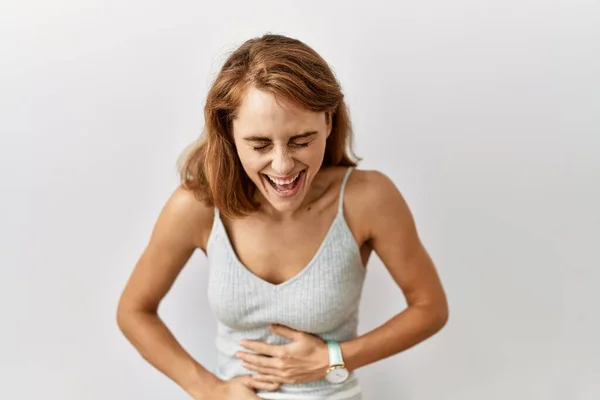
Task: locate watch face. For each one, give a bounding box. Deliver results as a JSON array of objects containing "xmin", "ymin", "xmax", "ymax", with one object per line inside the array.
[{"xmin": 326, "ymin": 367, "xmax": 349, "ymax": 384}]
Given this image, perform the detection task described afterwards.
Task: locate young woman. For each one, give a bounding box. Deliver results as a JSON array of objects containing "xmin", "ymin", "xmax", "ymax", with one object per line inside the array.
[{"xmin": 117, "ymin": 33, "xmax": 449, "ymax": 400}]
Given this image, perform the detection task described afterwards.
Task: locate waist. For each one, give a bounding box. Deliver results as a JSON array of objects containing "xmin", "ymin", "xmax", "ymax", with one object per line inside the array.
[
  {"xmin": 214, "ymin": 326, "xmax": 362, "ymax": 398},
  {"xmin": 256, "ymin": 384, "xmax": 362, "ymax": 400},
  {"xmin": 257, "ymin": 384, "xmax": 362, "ymax": 399},
  {"xmin": 215, "ymin": 361, "xmax": 361, "ymax": 398},
  {"xmin": 215, "ymin": 354, "xmax": 361, "ymax": 399}
]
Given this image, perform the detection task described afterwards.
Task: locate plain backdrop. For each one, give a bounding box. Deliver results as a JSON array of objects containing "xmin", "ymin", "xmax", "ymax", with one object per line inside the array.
[{"xmin": 1, "ymin": 1, "xmax": 599, "ymax": 399}]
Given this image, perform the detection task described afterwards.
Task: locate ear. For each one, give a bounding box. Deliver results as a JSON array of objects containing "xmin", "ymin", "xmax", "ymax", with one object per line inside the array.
[{"xmin": 325, "ymin": 112, "xmax": 333, "ymax": 138}]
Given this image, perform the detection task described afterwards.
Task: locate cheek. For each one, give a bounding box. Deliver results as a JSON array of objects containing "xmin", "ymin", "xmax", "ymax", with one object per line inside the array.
[
  {"xmin": 237, "ymin": 149, "xmax": 266, "ymax": 174},
  {"xmin": 305, "ymin": 141, "xmax": 328, "ymax": 166}
]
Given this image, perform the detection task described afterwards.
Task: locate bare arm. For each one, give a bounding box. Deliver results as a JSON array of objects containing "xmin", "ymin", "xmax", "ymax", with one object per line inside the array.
[
  {"xmin": 116, "ymin": 187, "xmax": 219, "ymax": 398},
  {"xmin": 341, "ymin": 170, "xmax": 449, "ymax": 371}
]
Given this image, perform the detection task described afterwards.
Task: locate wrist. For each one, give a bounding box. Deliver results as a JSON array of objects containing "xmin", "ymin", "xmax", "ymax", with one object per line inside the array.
[
  {"xmin": 187, "ymin": 378, "xmax": 223, "ymax": 400},
  {"xmin": 339, "ymin": 340, "xmax": 359, "ymax": 372},
  {"xmin": 319, "ymin": 340, "xmax": 330, "ymax": 375},
  {"xmin": 183, "ymin": 364, "xmax": 222, "ymax": 399}
]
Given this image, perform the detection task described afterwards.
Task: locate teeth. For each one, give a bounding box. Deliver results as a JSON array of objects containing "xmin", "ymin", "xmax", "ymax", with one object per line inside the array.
[{"xmin": 267, "ymin": 171, "xmax": 301, "ymax": 185}]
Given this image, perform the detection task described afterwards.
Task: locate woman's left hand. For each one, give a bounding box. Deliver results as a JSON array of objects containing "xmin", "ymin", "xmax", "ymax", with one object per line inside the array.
[{"xmin": 236, "ymin": 324, "xmax": 330, "ymax": 385}]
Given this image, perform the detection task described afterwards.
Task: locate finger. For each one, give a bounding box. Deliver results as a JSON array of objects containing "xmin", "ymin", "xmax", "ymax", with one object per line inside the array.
[
  {"xmin": 237, "ymin": 375, "xmax": 255, "ymax": 391},
  {"xmin": 244, "ymin": 376, "xmax": 280, "ymax": 391},
  {"xmin": 269, "ymin": 324, "xmax": 303, "ymax": 341},
  {"xmin": 243, "ymin": 362, "xmax": 282, "ymax": 377},
  {"xmin": 238, "ymin": 352, "xmax": 282, "ymax": 368},
  {"xmin": 252, "ymin": 373, "xmax": 286, "ymax": 384},
  {"xmin": 240, "ymin": 340, "xmax": 281, "ymax": 357}
]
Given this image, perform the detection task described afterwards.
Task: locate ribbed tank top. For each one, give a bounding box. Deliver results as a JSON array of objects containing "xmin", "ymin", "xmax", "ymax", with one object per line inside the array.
[{"xmin": 206, "ymin": 167, "xmax": 366, "ymax": 400}]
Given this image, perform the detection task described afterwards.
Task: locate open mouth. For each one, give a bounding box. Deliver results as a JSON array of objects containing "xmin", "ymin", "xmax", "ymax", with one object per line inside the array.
[{"xmin": 262, "ymin": 170, "xmax": 306, "ymax": 197}]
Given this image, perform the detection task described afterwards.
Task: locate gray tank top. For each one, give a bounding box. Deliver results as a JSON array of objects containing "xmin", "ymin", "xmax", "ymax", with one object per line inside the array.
[{"xmin": 206, "ymin": 167, "xmax": 366, "ymax": 400}]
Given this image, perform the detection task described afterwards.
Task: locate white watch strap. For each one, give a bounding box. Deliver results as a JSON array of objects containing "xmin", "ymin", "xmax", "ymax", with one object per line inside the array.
[{"xmin": 326, "ymin": 341, "xmax": 344, "ymax": 366}]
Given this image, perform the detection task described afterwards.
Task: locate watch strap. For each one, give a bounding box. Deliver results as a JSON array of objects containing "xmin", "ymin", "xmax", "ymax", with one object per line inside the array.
[{"xmin": 326, "ymin": 341, "xmax": 344, "ymax": 366}]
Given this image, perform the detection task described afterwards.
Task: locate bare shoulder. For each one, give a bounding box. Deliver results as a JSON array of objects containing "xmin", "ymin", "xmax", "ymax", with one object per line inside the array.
[
  {"xmin": 345, "ymin": 168, "xmax": 415, "ymax": 240},
  {"xmin": 346, "ymin": 168, "xmax": 397, "ymax": 194},
  {"xmin": 157, "ymin": 186, "xmax": 215, "ymax": 251}
]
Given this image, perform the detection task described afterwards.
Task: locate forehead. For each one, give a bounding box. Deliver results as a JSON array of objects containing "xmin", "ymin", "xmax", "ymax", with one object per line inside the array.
[{"xmin": 233, "ymin": 87, "xmax": 322, "ymax": 134}]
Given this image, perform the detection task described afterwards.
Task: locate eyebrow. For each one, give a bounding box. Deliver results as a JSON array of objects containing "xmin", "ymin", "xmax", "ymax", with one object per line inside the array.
[{"xmin": 243, "ymin": 131, "xmax": 318, "ymax": 142}]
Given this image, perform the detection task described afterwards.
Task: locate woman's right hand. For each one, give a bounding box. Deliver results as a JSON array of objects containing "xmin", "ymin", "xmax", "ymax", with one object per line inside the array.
[{"xmin": 206, "ymin": 375, "xmax": 280, "ymax": 400}]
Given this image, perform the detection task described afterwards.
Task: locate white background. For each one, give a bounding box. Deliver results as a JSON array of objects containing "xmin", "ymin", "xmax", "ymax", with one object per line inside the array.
[{"xmin": 1, "ymin": 1, "xmax": 599, "ymax": 399}]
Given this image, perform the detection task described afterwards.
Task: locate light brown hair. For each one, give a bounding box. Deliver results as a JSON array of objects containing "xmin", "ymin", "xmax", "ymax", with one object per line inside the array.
[{"xmin": 178, "ymin": 33, "xmax": 359, "ymax": 218}]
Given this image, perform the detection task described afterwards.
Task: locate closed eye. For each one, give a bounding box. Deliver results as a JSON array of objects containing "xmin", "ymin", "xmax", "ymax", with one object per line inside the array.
[
  {"xmin": 291, "ymin": 142, "xmax": 310, "ymax": 148},
  {"xmin": 252, "ymin": 142, "xmax": 271, "ymax": 151},
  {"xmin": 253, "ymin": 142, "xmax": 310, "ymax": 151}
]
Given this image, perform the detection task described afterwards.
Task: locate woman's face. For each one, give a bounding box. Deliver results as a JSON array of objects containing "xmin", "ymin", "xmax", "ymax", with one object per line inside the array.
[{"xmin": 232, "ymin": 87, "xmax": 331, "ymax": 215}]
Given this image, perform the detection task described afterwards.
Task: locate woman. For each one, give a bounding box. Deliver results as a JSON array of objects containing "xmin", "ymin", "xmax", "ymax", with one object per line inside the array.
[{"xmin": 117, "ymin": 33, "xmax": 449, "ymax": 400}]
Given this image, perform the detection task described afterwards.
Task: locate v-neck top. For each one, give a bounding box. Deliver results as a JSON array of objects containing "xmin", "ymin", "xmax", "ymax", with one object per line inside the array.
[{"xmin": 205, "ymin": 167, "xmax": 366, "ymax": 399}]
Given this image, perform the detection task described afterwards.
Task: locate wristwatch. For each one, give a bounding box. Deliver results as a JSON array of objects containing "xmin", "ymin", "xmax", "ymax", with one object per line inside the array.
[{"xmin": 324, "ymin": 341, "xmax": 350, "ymax": 384}]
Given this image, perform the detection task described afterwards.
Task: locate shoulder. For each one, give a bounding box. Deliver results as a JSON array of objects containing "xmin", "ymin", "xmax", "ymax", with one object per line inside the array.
[
  {"xmin": 346, "ymin": 168, "xmax": 394, "ymax": 190},
  {"xmin": 155, "ymin": 185, "xmax": 215, "ymax": 251},
  {"xmin": 345, "ymin": 168, "xmax": 414, "ymax": 239},
  {"xmin": 346, "ymin": 168, "xmax": 403, "ymax": 207}
]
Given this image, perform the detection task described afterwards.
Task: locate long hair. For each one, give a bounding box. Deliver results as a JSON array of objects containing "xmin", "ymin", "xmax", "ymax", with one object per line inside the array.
[{"xmin": 178, "ymin": 33, "xmax": 359, "ymax": 218}]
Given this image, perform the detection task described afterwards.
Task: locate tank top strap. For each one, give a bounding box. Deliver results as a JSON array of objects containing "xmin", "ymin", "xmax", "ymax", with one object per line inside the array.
[
  {"xmin": 212, "ymin": 207, "xmax": 223, "ymax": 234},
  {"xmin": 337, "ymin": 167, "xmax": 354, "ymax": 214}
]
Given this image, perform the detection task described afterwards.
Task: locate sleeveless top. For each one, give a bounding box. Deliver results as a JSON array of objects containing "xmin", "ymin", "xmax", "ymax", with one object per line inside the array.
[{"xmin": 206, "ymin": 167, "xmax": 367, "ymax": 400}]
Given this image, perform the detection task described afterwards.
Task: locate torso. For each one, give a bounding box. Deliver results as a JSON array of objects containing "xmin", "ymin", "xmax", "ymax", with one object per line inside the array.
[{"xmin": 198, "ymin": 167, "xmax": 373, "ymax": 285}]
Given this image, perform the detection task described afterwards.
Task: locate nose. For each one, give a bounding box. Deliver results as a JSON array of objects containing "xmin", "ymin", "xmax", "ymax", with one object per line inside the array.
[{"xmin": 271, "ymin": 148, "xmax": 295, "ymax": 176}]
